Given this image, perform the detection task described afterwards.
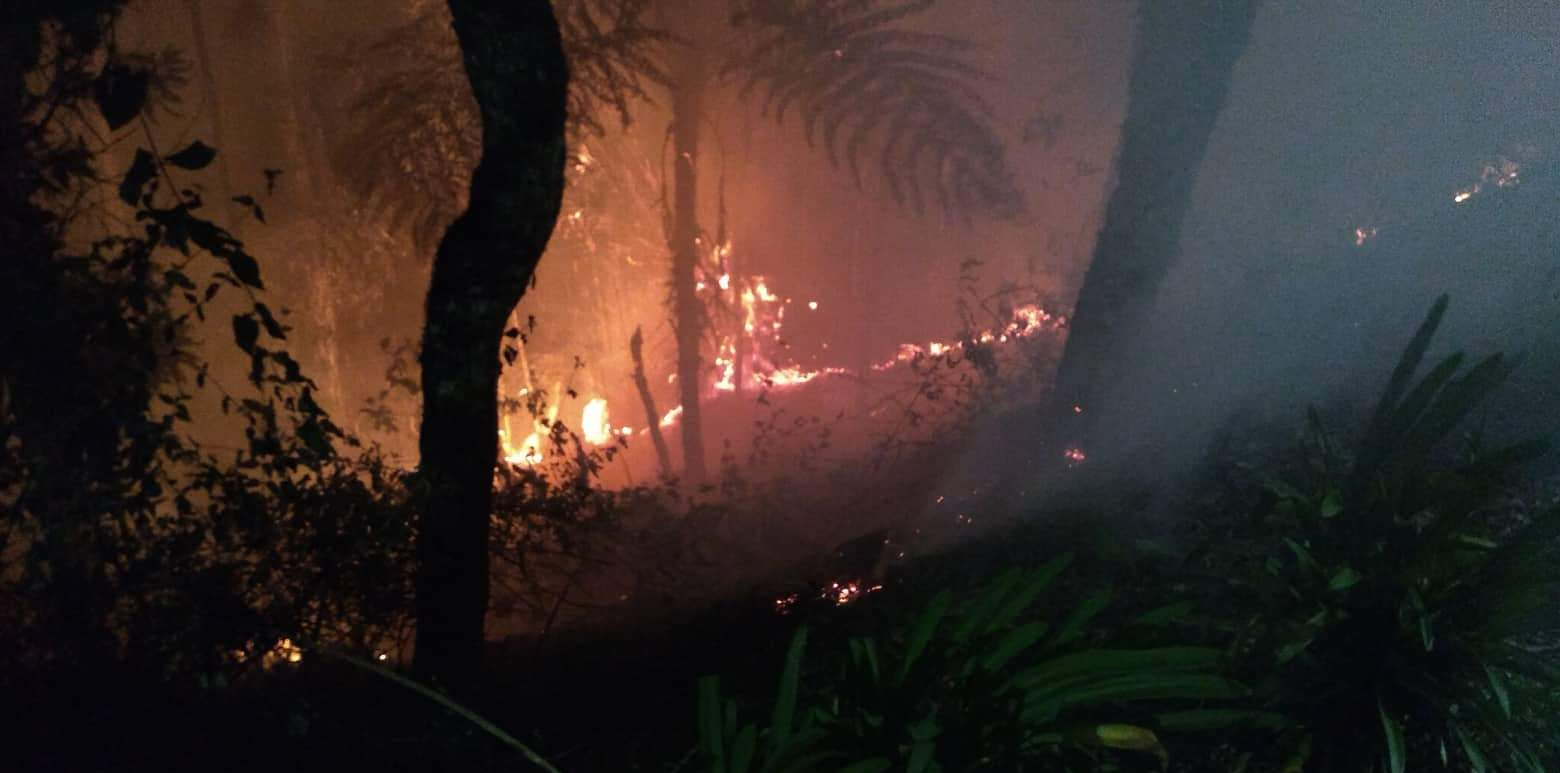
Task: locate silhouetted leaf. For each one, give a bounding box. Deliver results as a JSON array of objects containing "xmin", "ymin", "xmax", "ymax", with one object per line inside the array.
[
  {"xmin": 166, "ymin": 140, "xmax": 217, "ymax": 170},
  {"xmin": 95, "ymin": 63, "xmax": 150, "ymax": 130},
  {"xmin": 255, "ymin": 302, "xmax": 286, "ymax": 340},
  {"xmin": 225, "ymin": 251, "xmax": 264, "ymax": 289},
  {"xmin": 119, "ymin": 149, "xmax": 158, "ymax": 205},
  {"xmin": 233, "ymin": 314, "xmax": 259, "ymax": 354}
]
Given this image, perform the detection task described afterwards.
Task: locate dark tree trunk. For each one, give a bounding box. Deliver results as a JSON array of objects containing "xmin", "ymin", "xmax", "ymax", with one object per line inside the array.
[
  {"xmin": 1048, "ymin": 2, "xmax": 1260, "ymax": 447},
  {"xmin": 414, "ymin": 0, "xmax": 567, "ymax": 693},
  {"xmin": 669, "ymin": 48, "xmax": 708, "ymax": 484}
]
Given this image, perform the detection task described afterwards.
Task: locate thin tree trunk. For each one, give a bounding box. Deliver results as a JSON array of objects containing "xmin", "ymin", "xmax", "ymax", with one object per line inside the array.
[
  {"xmin": 629, "ymin": 326, "xmax": 673, "ymax": 476},
  {"xmin": 414, "ymin": 0, "xmax": 567, "ymax": 693},
  {"xmin": 669, "ymin": 48, "xmax": 708, "ymax": 484},
  {"xmin": 1048, "ymin": 1, "xmax": 1260, "ymax": 448}
]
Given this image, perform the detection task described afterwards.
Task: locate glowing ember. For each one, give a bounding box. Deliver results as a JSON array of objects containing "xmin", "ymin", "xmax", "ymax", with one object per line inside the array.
[
  {"xmin": 271, "ymin": 638, "xmax": 303, "ymax": 665},
  {"xmin": 774, "ymin": 592, "xmax": 800, "ymax": 614},
  {"xmin": 659, "ymin": 405, "xmax": 683, "ymax": 428},
  {"xmin": 871, "ymin": 303, "xmax": 1065, "ymax": 371},
  {"xmin": 502, "ymin": 430, "xmax": 543, "ymax": 466},
  {"xmin": 773, "ymin": 578, "xmax": 884, "ymax": 615},
  {"xmin": 1353, "ymin": 226, "xmax": 1377, "ymax": 246},
  {"xmin": 1452, "ymin": 156, "xmax": 1522, "ymax": 205},
  {"xmin": 832, "ymin": 581, "xmax": 862, "ymax": 605},
  {"xmin": 1064, "ymin": 447, "xmax": 1087, "ymax": 463},
  {"xmin": 807, "ymin": 300, "xmax": 818, "ymax": 310}
]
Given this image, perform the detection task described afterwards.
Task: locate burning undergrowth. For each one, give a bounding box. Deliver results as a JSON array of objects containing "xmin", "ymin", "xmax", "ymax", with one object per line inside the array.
[{"xmin": 432, "ymin": 272, "xmax": 1076, "ymax": 643}]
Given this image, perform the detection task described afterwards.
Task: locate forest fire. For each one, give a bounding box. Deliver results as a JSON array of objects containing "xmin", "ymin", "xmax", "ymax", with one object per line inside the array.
[
  {"xmin": 495, "ymin": 267, "xmax": 1068, "ymax": 468},
  {"xmin": 772, "ymin": 580, "xmax": 883, "ymax": 615}
]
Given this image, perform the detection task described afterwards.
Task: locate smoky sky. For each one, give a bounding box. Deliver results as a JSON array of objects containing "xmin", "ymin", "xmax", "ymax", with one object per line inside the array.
[{"xmin": 1100, "ymin": 0, "xmax": 1560, "ymax": 470}]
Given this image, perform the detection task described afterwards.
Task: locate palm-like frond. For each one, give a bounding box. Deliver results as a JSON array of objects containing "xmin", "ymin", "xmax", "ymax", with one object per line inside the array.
[
  {"xmin": 725, "ymin": 0, "xmax": 1023, "ymax": 222},
  {"xmin": 324, "ymin": 0, "xmax": 668, "ymax": 251},
  {"xmin": 558, "ymin": 0, "xmax": 673, "ymax": 138}
]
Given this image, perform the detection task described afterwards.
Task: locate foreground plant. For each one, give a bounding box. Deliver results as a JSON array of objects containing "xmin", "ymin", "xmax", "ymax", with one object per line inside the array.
[
  {"xmin": 1191, "ymin": 295, "xmax": 1560, "ymax": 772},
  {"xmin": 695, "ymin": 556, "xmax": 1271, "ymax": 772}
]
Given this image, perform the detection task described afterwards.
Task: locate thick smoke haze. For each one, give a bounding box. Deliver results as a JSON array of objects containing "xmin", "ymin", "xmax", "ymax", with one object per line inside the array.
[{"xmin": 1093, "ymin": 1, "xmax": 1560, "ymax": 479}]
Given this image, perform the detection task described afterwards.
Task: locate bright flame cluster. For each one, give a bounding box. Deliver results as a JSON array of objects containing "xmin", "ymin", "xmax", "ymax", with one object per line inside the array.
[
  {"xmin": 496, "ymin": 267, "xmax": 1068, "ymax": 463},
  {"xmin": 772, "ymin": 580, "xmax": 884, "ymax": 614}
]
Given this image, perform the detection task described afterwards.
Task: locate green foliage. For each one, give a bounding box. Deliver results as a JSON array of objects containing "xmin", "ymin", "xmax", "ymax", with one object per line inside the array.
[
  {"xmin": 1187, "ymin": 295, "xmax": 1560, "ymax": 772},
  {"xmin": 327, "ymin": 0, "xmax": 667, "ymax": 252},
  {"xmin": 696, "ymin": 558, "xmax": 1267, "ymax": 772},
  {"xmin": 1, "ymin": 15, "xmax": 414, "ymax": 683}
]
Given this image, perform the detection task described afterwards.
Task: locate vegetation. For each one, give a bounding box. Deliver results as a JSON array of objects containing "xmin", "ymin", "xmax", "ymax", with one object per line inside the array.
[
  {"xmin": 1181, "ymin": 296, "xmax": 1560, "ymax": 772},
  {"xmin": 3, "ymin": 3, "xmax": 1557, "ymax": 773}
]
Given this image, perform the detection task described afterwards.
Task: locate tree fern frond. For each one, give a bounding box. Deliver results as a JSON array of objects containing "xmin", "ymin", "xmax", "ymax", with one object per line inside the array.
[{"xmin": 724, "ymin": 0, "xmax": 1022, "ymax": 221}]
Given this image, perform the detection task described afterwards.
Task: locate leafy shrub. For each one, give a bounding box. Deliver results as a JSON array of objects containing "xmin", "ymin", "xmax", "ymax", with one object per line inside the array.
[
  {"xmin": 1187, "ymin": 296, "xmax": 1560, "ymax": 772},
  {"xmin": 0, "ymin": 15, "xmax": 417, "ymax": 683},
  {"xmin": 695, "ymin": 556, "xmax": 1270, "ymax": 773}
]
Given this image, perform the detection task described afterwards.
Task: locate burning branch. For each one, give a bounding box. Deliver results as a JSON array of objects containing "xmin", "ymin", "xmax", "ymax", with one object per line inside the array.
[{"xmin": 629, "ymin": 326, "xmax": 673, "ymax": 476}]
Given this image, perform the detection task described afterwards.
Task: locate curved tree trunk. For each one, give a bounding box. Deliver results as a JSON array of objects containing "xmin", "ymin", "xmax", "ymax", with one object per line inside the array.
[
  {"xmin": 1048, "ymin": 1, "xmax": 1261, "ymax": 450},
  {"xmin": 414, "ymin": 0, "xmax": 567, "ymax": 693}
]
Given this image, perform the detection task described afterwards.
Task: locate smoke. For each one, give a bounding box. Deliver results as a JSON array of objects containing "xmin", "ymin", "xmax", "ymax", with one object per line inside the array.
[{"xmin": 1089, "ymin": 0, "xmax": 1560, "ymax": 482}]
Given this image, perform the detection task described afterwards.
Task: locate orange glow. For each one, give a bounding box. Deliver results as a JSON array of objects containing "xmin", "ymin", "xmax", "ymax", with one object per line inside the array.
[
  {"xmin": 660, "ymin": 405, "xmax": 683, "ymax": 428},
  {"xmin": 581, "ymin": 398, "xmax": 612, "ymax": 445}
]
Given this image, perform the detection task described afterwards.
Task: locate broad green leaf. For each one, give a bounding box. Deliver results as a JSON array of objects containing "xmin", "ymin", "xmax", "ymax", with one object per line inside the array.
[
  {"xmin": 900, "ymin": 590, "xmax": 950, "ymax": 681},
  {"xmin": 769, "ymin": 628, "xmax": 808, "ymax": 758},
  {"xmin": 907, "ymin": 714, "xmax": 940, "ymax": 742},
  {"xmin": 952, "ymin": 569, "xmax": 1022, "ymax": 643},
  {"xmin": 698, "ymin": 676, "xmax": 725, "ymax": 770},
  {"xmin": 906, "ymin": 742, "xmax": 935, "ymax": 773},
  {"xmin": 1319, "ymin": 491, "xmax": 1343, "ymax": 518},
  {"xmin": 1379, "ymin": 699, "xmax": 1405, "ymax": 773},
  {"xmin": 982, "ymin": 621, "xmax": 1048, "ymax": 672},
  {"xmin": 1405, "ymin": 353, "xmax": 1513, "ymax": 459},
  {"xmin": 983, "ymin": 554, "xmax": 1072, "ymax": 635},
  {"xmin": 1362, "ymin": 294, "xmax": 1449, "ymax": 454},
  {"xmin": 1328, "ymin": 567, "xmax": 1361, "ymax": 591},
  {"xmin": 1049, "ymin": 587, "xmax": 1112, "ymax": 647},
  {"xmin": 1385, "ymin": 352, "xmax": 1464, "ymax": 445},
  {"xmin": 1008, "ymin": 648, "xmax": 1222, "ymax": 693},
  {"xmin": 1095, "ymin": 723, "xmax": 1161, "ymax": 751},
  {"xmin": 1283, "ymin": 539, "xmax": 1321, "ymax": 576},
  {"xmin": 730, "ymin": 724, "xmax": 757, "ymax": 773},
  {"xmin": 1028, "ymin": 673, "xmax": 1241, "ymax": 709},
  {"xmin": 1275, "ymin": 638, "xmax": 1311, "ymax": 664},
  {"xmin": 1135, "ymin": 601, "xmax": 1193, "ymax": 626},
  {"xmin": 1453, "ymin": 721, "xmax": 1491, "ymax": 773},
  {"xmin": 1096, "ymin": 724, "xmax": 1167, "ymax": 766},
  {"xmin": 1482, "ymin": 663, "xmax": 1512, "ymax": 719}
]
